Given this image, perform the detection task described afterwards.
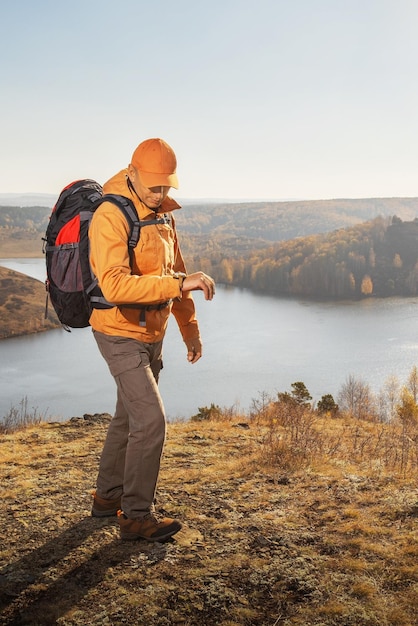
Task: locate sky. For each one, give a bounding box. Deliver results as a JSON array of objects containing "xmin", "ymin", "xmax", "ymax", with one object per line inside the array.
[{"xmin": 1, "ymin": 0, "xmax": 418, "ymax": 201}]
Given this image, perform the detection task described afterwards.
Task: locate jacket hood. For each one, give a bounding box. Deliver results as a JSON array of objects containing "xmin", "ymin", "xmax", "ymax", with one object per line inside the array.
[{"xmin": 103, "ymin": 169, "xmax": 181, "ymax": 216}]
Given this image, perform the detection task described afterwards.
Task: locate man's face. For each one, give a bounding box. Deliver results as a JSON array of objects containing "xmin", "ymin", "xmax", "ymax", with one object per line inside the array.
[{"xmin": 129, "ymin": 166, "xmax": 170, "ymax": 210}]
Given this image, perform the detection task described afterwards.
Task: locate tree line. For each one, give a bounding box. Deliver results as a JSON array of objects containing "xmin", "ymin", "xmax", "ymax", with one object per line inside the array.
[{"xmin": 191, "ymin": 216, "xmax": 418, "ymax": 299}]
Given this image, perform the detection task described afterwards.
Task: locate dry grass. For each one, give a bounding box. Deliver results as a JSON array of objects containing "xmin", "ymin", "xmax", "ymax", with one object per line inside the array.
[{"xmin": 0, "ymin": 410, "xmax": 418, "ymax": 625}]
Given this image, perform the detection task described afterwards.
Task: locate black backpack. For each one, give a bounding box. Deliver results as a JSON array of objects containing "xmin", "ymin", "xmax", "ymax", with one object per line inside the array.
[{"xmin": 43, "ymin": 179, "xmax": 169, "ymax": 330}]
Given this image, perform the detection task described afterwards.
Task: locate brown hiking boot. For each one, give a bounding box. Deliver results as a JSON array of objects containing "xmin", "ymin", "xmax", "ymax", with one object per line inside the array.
[
  {"xmin": 91, "ymin": 491, "xmax": 121, "ymax": 517},
  {"xmin": 117, "ymin": 510, "xmax": 182, "ymax": 542}
]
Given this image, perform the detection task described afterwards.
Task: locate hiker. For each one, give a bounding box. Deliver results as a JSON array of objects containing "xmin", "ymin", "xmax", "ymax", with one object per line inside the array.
[{"xmin": 89, "ymin": 138, "xmax": 215, "ymax": 541}]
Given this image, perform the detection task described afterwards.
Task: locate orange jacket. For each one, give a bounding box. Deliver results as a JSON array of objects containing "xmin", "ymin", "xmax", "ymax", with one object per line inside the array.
[{"xmin": 88, "ymin": 169, "xmax": 200, "ymax": 344}]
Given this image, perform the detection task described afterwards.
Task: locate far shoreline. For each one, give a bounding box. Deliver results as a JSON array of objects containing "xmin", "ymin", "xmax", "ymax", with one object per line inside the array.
[{"xmin": 0, "ymin": 237, "xmax": 43, "ymax": 258}]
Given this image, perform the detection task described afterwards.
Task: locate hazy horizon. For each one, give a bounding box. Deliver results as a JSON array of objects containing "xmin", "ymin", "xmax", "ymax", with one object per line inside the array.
[{"xmin": 2, "ymin": 192, "xmax": 418, "ymax": 210}]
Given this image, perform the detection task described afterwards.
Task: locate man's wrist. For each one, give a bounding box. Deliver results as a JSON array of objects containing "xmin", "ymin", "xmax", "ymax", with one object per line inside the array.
[{"xmin": 173, "ymin": 272, "xmax": 187, "ymax": 292}]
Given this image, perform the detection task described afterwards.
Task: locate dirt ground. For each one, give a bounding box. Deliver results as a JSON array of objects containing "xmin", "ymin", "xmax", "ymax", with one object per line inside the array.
[{"xmin": 1, "ymin": 414, "xmax": 418, "ymax": 625}]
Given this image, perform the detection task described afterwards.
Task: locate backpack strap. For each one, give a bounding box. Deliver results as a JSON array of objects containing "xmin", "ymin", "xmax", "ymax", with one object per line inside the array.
[
  {"xmin": 101, "ymin": 193, "xmax": 171, "ymax": 263},
  {"xmin": 87, "ymin": 194, "xmax": 172, "ymax": 312},
  {"xmin": 102, "ymin": 194, "xmax": 140, "ymax": 258}
]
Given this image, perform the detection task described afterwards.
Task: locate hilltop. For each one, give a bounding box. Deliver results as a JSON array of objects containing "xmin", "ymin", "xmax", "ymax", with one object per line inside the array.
[
  {"xmin": 0, "ymin": 409, "xmax": 417, "ymax": 625},
  {"xmin": 0, "ymin": 266, "xmax": 60, "ymax": 339}
]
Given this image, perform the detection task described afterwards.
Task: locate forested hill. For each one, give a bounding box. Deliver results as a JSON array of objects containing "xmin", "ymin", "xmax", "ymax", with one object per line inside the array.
[
  {"xmin": 1, "ymin": 196, "xmax": 418, "ymax": 245},
  {"xmin": 199, "ymin": 216, "xmax": 418, "ymax": 299},
  {"xmin": 174, "ymin": 196, "xmax": 418, "ymax": 242}
]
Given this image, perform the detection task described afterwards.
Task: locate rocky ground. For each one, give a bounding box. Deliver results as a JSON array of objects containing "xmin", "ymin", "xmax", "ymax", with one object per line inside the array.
[{"xmin": 0, "ymin": 413, "xmax": 417, "ymax": 625}]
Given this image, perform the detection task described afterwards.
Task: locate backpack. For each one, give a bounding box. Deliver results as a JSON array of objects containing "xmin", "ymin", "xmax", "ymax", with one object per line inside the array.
[{"xmin": 43, "ymin": 179, "xmax": 169, "ymax": 330}]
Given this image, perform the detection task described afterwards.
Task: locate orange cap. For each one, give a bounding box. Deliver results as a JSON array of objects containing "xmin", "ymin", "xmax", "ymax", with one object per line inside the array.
[{"xmin": 131, "ymin": 138, "xmax": 179, "ymax": 189}]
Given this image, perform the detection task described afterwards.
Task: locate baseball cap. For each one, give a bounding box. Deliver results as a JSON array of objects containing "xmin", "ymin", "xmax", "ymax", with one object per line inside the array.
[{"xmin": 131, "ymin": 138, "xmax": 179, "ymax": 189}]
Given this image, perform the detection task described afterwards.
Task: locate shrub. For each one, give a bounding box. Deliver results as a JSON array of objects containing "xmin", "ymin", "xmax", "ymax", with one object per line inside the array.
[
  {"xmin": 317, "ymin": 394, "xmax": 339, "ymax": 415},
  {"xmin": 191, "ymin": 403, "xmax": 223, "ymax": 422},
  {"xmin": 0, "ymin": 397, "xmax": 46, "ymax": 433}
]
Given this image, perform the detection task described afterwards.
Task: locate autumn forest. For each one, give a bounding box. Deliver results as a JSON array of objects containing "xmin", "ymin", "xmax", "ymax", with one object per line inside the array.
[{"xmin": 191, "ymin": 216, "xmax": 418, "ymax": 299}]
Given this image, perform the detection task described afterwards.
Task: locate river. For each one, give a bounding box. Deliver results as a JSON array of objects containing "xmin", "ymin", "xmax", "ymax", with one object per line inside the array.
[{"xmin": 1, "ymin": 258, "xmax": 418, "ymax": 421}]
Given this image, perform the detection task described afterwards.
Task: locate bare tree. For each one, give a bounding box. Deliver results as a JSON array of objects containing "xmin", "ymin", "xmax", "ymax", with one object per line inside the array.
[
  {"xmin": 378, "ymin": 375, "xmax": 400, "ymax": 422},
  {"xmin": 338, "ymin": 374, "xmax": 376, "ymax": 420},
  {"xmin": 407, "ymin": 365, "xmax": 418, "ymax": 403}
]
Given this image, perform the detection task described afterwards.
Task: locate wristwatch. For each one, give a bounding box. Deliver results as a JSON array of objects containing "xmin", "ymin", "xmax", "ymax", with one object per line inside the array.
[{"xmin": 173, "ymin": 272, "xmax": 187, "ymax": 292}]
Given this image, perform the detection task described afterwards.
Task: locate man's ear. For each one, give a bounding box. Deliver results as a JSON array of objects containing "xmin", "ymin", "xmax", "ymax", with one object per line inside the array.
[{"xmin": 127, "ymin": 163, "xmax": 136, "ymax": 180}]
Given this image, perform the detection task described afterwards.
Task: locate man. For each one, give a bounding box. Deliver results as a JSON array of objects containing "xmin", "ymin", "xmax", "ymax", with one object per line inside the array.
[{"xmin": 89, "ymin": 138, "xmax": 215, "ymax": 541}]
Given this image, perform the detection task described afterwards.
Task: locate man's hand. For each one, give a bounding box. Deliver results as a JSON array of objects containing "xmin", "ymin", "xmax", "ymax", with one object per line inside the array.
[
  {"xmin": 182, "ymin": 272, "xmax": 215, "ymax": 301},
  {"xmin": 182, "ymin": 272, "xmax": 214, "ymax": 363},
  {"xmin": 185, "ymin": 337, "xmax": 202, "ymax": 364}
]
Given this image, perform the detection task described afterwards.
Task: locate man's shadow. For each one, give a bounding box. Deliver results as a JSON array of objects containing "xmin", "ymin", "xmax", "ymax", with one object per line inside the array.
[{"xmin": 0, "ymin": 516, "xmax": 168, "ymax": 625}]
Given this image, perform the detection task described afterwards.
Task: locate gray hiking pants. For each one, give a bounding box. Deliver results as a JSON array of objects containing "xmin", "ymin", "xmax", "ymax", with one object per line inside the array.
[{"xmin": 93, "ymin": 331, "xmax": 166, "ymax": 519}]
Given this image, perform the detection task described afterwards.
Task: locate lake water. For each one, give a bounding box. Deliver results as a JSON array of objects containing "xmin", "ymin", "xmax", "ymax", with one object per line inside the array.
[{"xmin": 2, "ymin": 258, "xmax": 418, "ymax": 421}]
